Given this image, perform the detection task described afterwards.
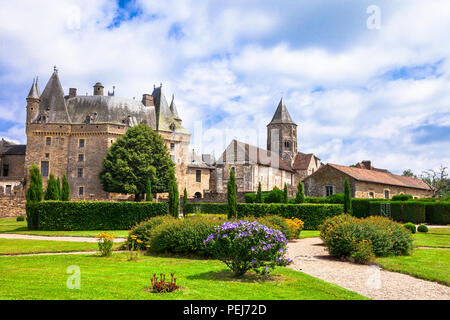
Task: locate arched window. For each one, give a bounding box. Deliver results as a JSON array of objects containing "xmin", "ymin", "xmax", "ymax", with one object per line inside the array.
[{"xmin": 284, "ymin": 140, "xmax": 291, "ymax": 149}]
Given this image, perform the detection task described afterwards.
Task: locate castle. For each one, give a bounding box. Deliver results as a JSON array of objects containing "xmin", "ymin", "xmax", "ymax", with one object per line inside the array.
[{"xmin": 0, "ymin": 68, "xmax": 433, "ymax": 200}]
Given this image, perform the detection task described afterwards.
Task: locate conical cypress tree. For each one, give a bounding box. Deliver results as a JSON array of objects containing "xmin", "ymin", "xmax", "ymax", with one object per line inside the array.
[
  {"xmin": 25, "ymin": 164, "xmax": 43, "ymax": 230},
  {"xmin": 227, "ymin": 169, "xmax": 237, "ymax": 219},
  {"xmin": 283, "ymin": 183, "xmax": 289, "ymax": 203},
  {"xmin": 183, "ymin": 188, "xmax": 188, "ymax": 217},
  {"xmin": 56, "ymin": 177, "xmax": 62, "ymax": 200},
  {"xmin": 44, "ymin": 174, "xmax": 60, "ymax": 200},
  {"xmin": 295, "ymin": 181, "xmax": 305, "ymax": 204},
  {"xmin": 256, "ymin": 182, "xmax": 262, "ymax": 203},
  {"xmin": 61, "ymin": 173, "xmax": 70, "ymax": 201},
  {"xmin": 145, "ymin": 178, "xmax": 152, "ymax": 202},
  {"xmin": 168, "ymin": 168, "xmax": 179, "ymax": 218},
  {"xmin": 344, "ymin": 178, "xmax": 352, "ymax": 214}
]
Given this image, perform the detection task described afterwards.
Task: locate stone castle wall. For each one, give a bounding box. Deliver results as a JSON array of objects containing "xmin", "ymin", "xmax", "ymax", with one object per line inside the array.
[{"xmin": 0, "ymin": 196, "xmax": 26, "ymax": 218}]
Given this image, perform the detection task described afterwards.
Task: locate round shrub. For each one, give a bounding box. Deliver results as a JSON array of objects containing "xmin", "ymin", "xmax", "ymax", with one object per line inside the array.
[
  {"xmin": 148, "ymin": 216, "xmax": 220, "ymax": 256},
  {"xmin": 264, "ymin": 187, "xmax": 284, "ymax": 204},
  {"xmin": 417, "ymin": 225, "xmax": 429, "ymax": 233},
  {"xmin": 403, "ymin": 222, "xmax": 416, "ymax": 234},
  {"xmin": 204, "ymin": 220, "xmax": 291, "ymax": 276},
  {"xmin": 350, "ymin": 240, "xmax": 374, "ymax": 264},
  {"xmin": 126, "ymin": 216, "xmax": 176, "ymax": 249},
  {"xmin": 16, "ymin": 216, "xmax": 25, "ymax": 222}
]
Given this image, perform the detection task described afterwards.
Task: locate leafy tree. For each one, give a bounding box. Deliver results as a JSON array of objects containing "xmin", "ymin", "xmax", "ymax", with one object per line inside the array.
[
  {"xmin": 420, "ymin": 165, "xmax": 449, "ymax": 198},
  {"xmin": 99, "ymin": 124, "xmax": 173, "ymax": 201},
  {"xmin": 256, "ymin": 182, "xmax": 262, "ymax": 203},
  {"xmin": 61, "ymin": 173, "xmax": 70, "ymax": 201},
  {"xmin": 344, "ymin": 178, "xmax": 352, "ymax": 214},
  {"xmin": 25, "ymin": 165, "xmax": 43, "ymax": 230},
  {"xmin": 44, "ymin": 174, "xmax": 60, "ymax": 200},
  {"xmin": 227, "ymin": 169, "xmax": 237, "ymax": 219},
  {"xmin": 56, "ymin": 177, "xmax": 62, "ymax": 200},
  {"xmin": 283, "ymin": 183, "xmax": 289, "ymax": 203},
  {"xmin": 183, "ymin": 188, "xmax": 188, "ymax": 217},
  {"xmin": 168, "ymin": 168, "xmax": 179, "ymax": 218},
  {"xmin": 145, "ymin": 178, "xmax": 152, "ymax": 202},
  {"xmin": 295, "ymin": 181, "xmax": 305, "ymax": 204},
  {"xmin": 402, "ymin": 169, "xmax": 416, "ymax": 178}
]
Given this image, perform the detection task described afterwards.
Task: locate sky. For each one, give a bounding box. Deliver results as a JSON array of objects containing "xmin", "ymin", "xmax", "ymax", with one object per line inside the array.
[{"xmin": 0, "ymin": 0, "xmax": 449, "ymax": 175}]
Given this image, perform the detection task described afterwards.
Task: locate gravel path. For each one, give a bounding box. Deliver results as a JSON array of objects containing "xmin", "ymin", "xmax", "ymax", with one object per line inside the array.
[
  {"xmin": 287, "ymin": 237, "xmax": 450, "ymax": 300},
  {"xmin": 0, "ymin": 233, "xmax": 126, "ymax": 243}
]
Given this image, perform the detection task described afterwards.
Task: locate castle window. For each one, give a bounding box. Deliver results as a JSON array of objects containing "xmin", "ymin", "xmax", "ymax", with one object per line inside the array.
[
  {"xmin": 231, "ymin": 167, "xmax": 235, "ymax": 174},
  {"xmin": 170, "ymin": 143, "xmax": 175, "ymax": 151},
  {"xmin": 384, "ymin": 190, "xmax": 390, "ymax": 199},
  {"xmin": 369, "ymin": 192, "xmax": 374, "ymax": 199},
  {"xmin": 284, "ymin": 140, "xmax": 291, "ymax": 149},
  {"xmin": 78, "ymin": 154, "xmax": 84, "ymax": 162},
  {"xmin": 5, "ymin": 185, "xmax": 11, "ymax": 195},
  {"xmin": 41, "ymin": 161, "xmax": 49, "ymax": 177},
  {"xmin": 325, "ymin": 185, "xmax": 334, "ymax": 197},
  {"xmin": 196, "ymin": 170, "xmax": 201, "ymax": 183},
  {"xmin": 2, "ymin": 164, "xmax": 9, "ymax": 177},
  {"xmin": 79, "ymin": 139, "xmax": 85, "ymax": 148},
  {"xmin": 45, "ymin": 153, "xmax": 49, "ymax": 159},
  {"xmin": 46, "ymin": 137, "xmax": 51, "ymax": 146},
  {"xmin": 77, "ymin": 168, "xmax": 83, "ymax": 178},
  {"xmin": 79, "ymin": 186, "xmax": 84, "ymax": 196}
]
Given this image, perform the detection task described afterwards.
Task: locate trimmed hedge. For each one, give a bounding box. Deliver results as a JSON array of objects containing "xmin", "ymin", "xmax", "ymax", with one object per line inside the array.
[
  {"xmin": 351, "ymin": 199, "xmax": 371, "ymax": 218},
  {"xmin": 184, "ymin": 203, "xmax": 228, "ymax": 215},
  {"xmin": 37, "ymin": 201, "xmax": 168, "ymax": 230},
  {"xmin": 391, "ymin": 194, "xmax": 413, "ymax": 201},
  {"xmin": 425, "ymin": 202, "xmax": 450, "ymax": 225},
  {"xmin": 369, "ymin": 201, "xmax": 426, "ymax": 224}
]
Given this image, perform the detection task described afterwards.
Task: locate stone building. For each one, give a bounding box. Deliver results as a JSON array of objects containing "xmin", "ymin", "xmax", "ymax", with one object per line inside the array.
[
  {"xmin": 214, "ymin": 99, "xmax": 322, "ymax": 193},
  {"xmin": 0, "ymin": 139, "xmax": 26, "ymax": 196},
  {"xmin": 303, "ymin": 161, "xmax": 433, "ymax": 199},
  {"xmin": 23, "ymin": 68, "xmax": 211, "ymax": 200}
]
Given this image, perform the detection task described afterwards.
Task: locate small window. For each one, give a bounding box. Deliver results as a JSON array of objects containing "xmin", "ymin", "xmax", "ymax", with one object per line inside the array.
[
  {"xmin": 170, "ymin": 143, "xmax": 175, "ymax": 151},
  {"xmin": 41, "ymin": 161, "xmax": 49, "ymax": 177},
  {"xmin": 369, "ymin": 192, "xmax": 374, "ymax": 199},
  {"xmin": 78, "ymin": 154, "xmax": 84, "ymax": 162},
  {"xmin": 196, "ymin": 170, "xmax": 201, "ymax": 183},
  {"xmin": 77, "ymin": 168, "xmax": 83, "ymax": 178},
  {"xmin": 325, "ymin": 185, "xmax": 334, "ymax": 197},
  {"xmin": 170, "ymin": 155, "xmax": 175, "ymax": 161},
  {"xmin": 79, "ymin": 186, "xmax": 84, "ymax": 196},
  {"xmin": 284, "ymin": 140, "xmax": 291, "ymax": 149},
  {"xmin": 2, "ymin": 164, "xmax": 9, "ymax": 177},
  {"xmin": 46, "ymin": 137, "xmax": 51, "ymax": 146},
  {"xmin": 5, "ymin": 185, "xmax": 12, "ymax": 195},
  {"xmin": 79, "ymin": 139, "xmax": 85, "ymax": 148},
  {"xmin": 384, "ymin": 190, "xmax": 390, "ymax": 199},
  {"xmin": 231, "ymin": 167, "xmax": 235, "ymax": 174},
  {"xmin": 45, "ymin": 153, "xmax": 49, "ymax": 159}
]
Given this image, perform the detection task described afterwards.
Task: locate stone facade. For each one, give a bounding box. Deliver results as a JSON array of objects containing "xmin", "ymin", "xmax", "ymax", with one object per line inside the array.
[
  {"xmin": 0, "ymin": 140, "xmax": 26, "ymax": 195},
  {"xmin": 0, "ymin": 196, "xmax": 26, "ymax": 218}
]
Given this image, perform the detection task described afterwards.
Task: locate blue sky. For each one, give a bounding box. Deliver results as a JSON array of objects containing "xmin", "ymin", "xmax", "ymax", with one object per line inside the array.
[{"xmin": 0, "ymin": 0, "xmax": 449, "ymax": 174}]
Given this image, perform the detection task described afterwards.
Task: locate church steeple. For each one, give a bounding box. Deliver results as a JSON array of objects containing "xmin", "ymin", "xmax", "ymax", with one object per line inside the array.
[{"xmin": 267, "ymin": 98, "xmax": 298, "ymax": 165}]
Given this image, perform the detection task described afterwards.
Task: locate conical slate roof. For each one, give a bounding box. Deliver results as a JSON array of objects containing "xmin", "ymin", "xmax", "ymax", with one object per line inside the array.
[
  {"xmin": 268, "ymin": 98, "xmax": 296, "ymax": 126},
  {"xmin": 152, "ymin": 85, "xmax": 188, "ymax": 134},
  {"xmin": 27, "ymin": 78, "xmax": 40, "ymax": 99},
  {"xmin": 169, "ymin": 94, "xmax": 181, "ymax": 120},
  {"xmin": 38, "ymin": 70, "xmax": 71, "ymax": 123}
]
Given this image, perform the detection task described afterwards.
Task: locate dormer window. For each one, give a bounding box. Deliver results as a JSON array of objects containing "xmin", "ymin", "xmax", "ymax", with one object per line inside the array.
[{"xmin": 169, "ymin": 123, "xmax": 176, "ymax": 131}]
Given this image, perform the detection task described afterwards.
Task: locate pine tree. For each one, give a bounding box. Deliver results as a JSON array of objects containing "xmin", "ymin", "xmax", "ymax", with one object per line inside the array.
[
  {"xmin": 44, "ymin": 174, "xmax": 60, "ymax": 200},
  {"xmin": 344, "ymin": 178, "xmax": 352, "ymax": 214},
  {"xmin": 295, "ymin": 181, "xmax": 305, "ymax": 204},
  {"xmin": 145, "ymin": 178, "xmax": 152, "ymax": 202},
  {"xmin": 168, "ymin": 168, "xmax": 179, "ymax": 218},
  {"xmin": 256, "ymin": 182, "xmax": 262, "ymax": 203},
  {"xmin": 61, "ymin": 173, "xmax": 70, "ymax": 201},
  {"xmin": 183, "ymin": 188, "xmax": 188, "ymax": 217},
  {"xmin": 283, "ymin": 183, "xmax": 289, "ymax": 203},
  {"xmin": 56, "ymin": 177, "xmax": 62, "ymax": 200},
  {"xmin": 25, "ymin": 164, "xmax": 43, "ymax": 230},
  {"xmin": 227, "ymin": 169, "xmax": 237, "ymax": 219}
]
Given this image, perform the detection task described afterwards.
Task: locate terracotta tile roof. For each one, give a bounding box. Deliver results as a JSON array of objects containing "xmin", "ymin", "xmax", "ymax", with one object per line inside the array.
[
  {"xmin": 219, "ymin": 140, "xmax": 294, "ymax": 172},
  {"xmin": 328, "ymin": 163, "xmax": 432, "ymax": 190},
  {"xmin": 293, "ymin": 152, "xmax": 314, "ymax": 170}
]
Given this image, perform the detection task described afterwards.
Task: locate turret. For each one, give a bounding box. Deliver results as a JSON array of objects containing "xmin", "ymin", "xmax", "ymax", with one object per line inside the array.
[
  {"xmin": 26, "ymin": 77, "xmax": 40, "ymax": 124},
  {"xmin": 93, "ymin": 82, "xmax": 104, "ymax": 96}
]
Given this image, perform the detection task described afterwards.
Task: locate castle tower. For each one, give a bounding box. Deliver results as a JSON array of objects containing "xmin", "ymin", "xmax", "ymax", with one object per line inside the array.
[
  {"xmin": 93, "ymin": 82, "xmax": 104, "ymax": 96},
  {"xmin": 267, "ymin": 98, "xmax": 298, "ymax": 164},
  {"xmin": 26, "ymin": 78, "xmax": 40, "ymax": 125}
]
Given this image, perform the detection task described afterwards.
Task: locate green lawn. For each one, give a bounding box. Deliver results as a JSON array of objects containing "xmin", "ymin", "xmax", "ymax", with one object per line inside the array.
[
  {"xmin": 375, "ymin": 249, "xmax": 450, "ymax": 286},
  {"xmin": 299, "ymin": 230, "xmax": 320, "ymax": 239},
  {"xmin": 413, "ymin": 228, "xmax": 450, "ymax": 248},
  {"xmin": 0, "ymin": 218, "xmax": 129, "ymax": 238},
  {"xmin": 0, "ymin": 252, "xmax": 367, "ymax": 300},
  {"xmin": 0, "ymin": 238, "xmax": 123, "ymax": 255}
]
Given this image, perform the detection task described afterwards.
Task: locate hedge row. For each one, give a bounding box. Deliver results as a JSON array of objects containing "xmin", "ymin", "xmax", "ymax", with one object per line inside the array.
[
  {"xmin": 425, "ymin": 202, "xmax": 450, "ymax": 225},
  {"xmin": 368, "ymin": 201, "xmax": 426, "ymax": 224},
  {"xmin": 184, "ymin": 202, "xmax": 343, "ymax": 230},
  {"xmin": 37, "ymin": 201, "xmax": 168, "ymax": 230}
]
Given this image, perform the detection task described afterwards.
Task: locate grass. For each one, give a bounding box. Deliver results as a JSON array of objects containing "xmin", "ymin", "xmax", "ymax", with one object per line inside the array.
[
  {"xmin": 0, "ymin": 238, "xmax": 122, "ymax": 255},
  {"xmin": 299, "ymin": 230, "xmax": 320, "ymax": 239},
  {"xmin": 375, "ymin": 249, "xmax": 450, "ymax": 286},
  {"xmin": 412, "ymin": 227, "xmax": 450, "ymax": 248},
  {"xmin": 0, "ymin": 252, "xmax": 367, "ymax": 300},
  {"xmin": 0, "ymin": 218, "xmax": 129, "ymax": 238}
]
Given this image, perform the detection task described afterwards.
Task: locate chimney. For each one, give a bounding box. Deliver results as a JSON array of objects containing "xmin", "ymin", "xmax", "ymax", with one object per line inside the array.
[
  {"xmin": 362, "ymin": 160, "xmax": 372, "ymax": 170},
  {"xmin": 69, "ymin": 88, "xmax": 77, "ymax": 99},
  {"xmin": 142, "ymin": 94, "xmax": 154, "ymax": 107},
  {"xmin": 93, "ymin": 82, "xmax": 104, "ymax": 96}
]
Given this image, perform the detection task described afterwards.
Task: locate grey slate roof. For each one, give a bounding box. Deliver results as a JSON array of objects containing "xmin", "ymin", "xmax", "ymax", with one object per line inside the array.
[
  {"xmin": 36, "ymin": 71, "xmax": 71, "ymax": 123},
  {"xmin": 66, "ymin": 96, "xmax": 156, "ymax": 128},
  {"xmin": 152, "ymin": 85, "xmax": 189, "ymax": 134},
  {"xmin": 0, "ymin": 139, "xmax": 26, "ymax": 156},
  {"xmin": 27, "ymin": 78, "xmax": 40, "ymax": 99},
  {"xmin": 268, "ymin": 98, "xmax": 296, "ymax": 126},
  {"xmin": 169, "ymin": 94, "xmax": 181, "ymax": 121}
]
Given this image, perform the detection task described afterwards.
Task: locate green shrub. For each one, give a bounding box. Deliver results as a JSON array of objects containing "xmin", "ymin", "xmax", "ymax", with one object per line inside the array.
[
  {"xmin": 320, "ymin": 214, "xmax": 413, "ymax": 258},
  {"xmin": 126, "ymin": 216, "xmax": 176, "ymax": 249},
  {"xmin": 305, "ymin": 196, "xmax": 329, "ymax": 203},
  {"xmin": 369, "ymin": 201, "xmax": 425, "ymax": 224},
  {"xmin": 16, "ymin": 216, "xmax": 25, "ymax": 222},
  {"xmin": 425, "ymin": 202, "xmax": 450, "ymax": 225},
  {"xmin": 391, "ymin": 194, "xmax": 413, "ymax": 201},
  {"xmin": 245, "ymin": 193, "xmax": 257, "ymax": 203},
  {"xmin": 417, "ymin": 225, "xmax": 429, "ymax": 233},
  {"xmin": 184, "ymin": 203, "xmax": 228, "ymax": 215},
  {"xmin": 351, "ymin": 199, "xmax": 370, "ymax": 218},
  {"xmin": 37, "ymin": 201, "xmax": 168, "ymax": 230},
  {"xmin": 328, "ymin": 193, "xmax": 345, "ymax": 204},
  {"xmin": 350, "ymin": 240, "xmax": 374, "ymax": 264},
  {"xmin": 264, "ymin": 186, "xmax": 284, "ymax": 204},
  {"xmin": 403, "ymin": 222, "xmax": 416, "ymax": 234},
  {"xmin": 95, "ymin": 232, "xmax": 115, "ymax": 257},
  {"xmin": 149, "ymin": 217, "xmax": 220, "ymax": 256}
]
